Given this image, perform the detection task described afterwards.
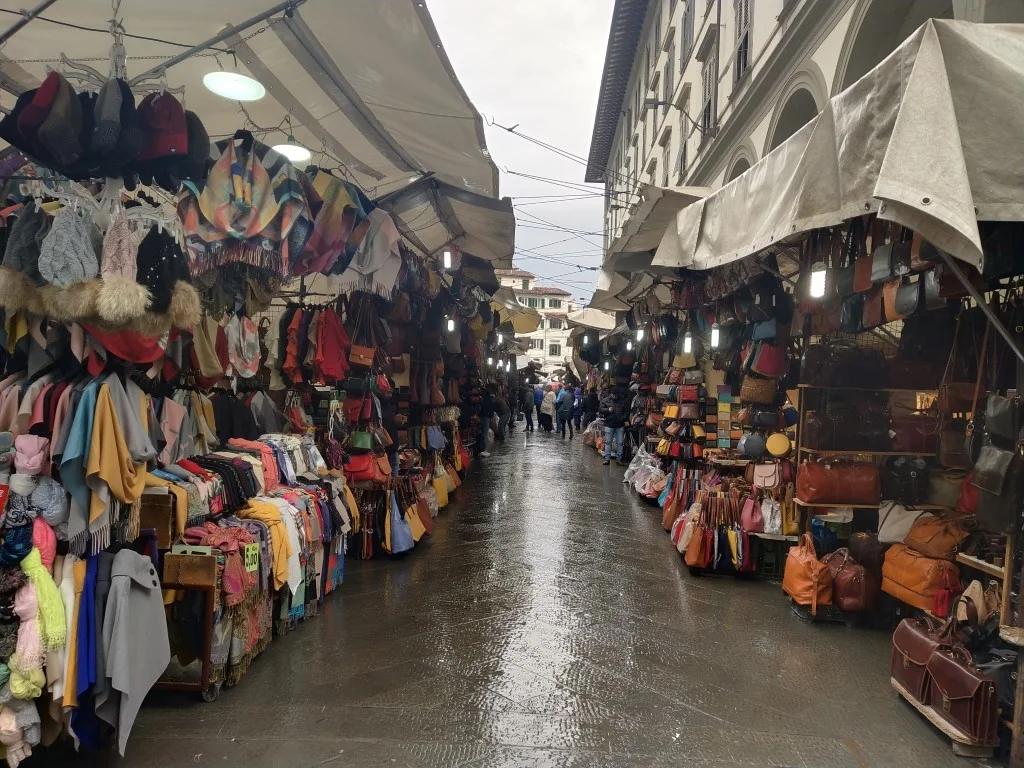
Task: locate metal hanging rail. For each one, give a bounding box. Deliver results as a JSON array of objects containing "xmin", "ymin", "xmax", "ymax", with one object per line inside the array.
[{"xmin": 0, "ymin": 0, "xmax": 60, "ymax": 48}]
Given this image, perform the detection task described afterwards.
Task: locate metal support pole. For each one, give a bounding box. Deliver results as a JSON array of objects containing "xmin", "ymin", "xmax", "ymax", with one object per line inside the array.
[
  {"xmin": 131, "ymin": 0, "xmax": 306, "ymax": 83},
  {"xmin": 937, "ymin": 249, "xmax": 1024, "ymax": 366},
  {"xmin": 0, "ymin": 0, "xmax": 60, "ymax": 48}
]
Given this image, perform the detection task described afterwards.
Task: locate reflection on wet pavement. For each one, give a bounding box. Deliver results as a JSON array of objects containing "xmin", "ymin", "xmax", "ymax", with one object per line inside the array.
[{"xmin": 81, "ymin": 434, "xmax": 965, "ymax": 767}]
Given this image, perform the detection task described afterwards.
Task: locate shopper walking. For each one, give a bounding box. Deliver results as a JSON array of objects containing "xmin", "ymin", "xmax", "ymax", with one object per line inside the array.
[
  {"xmin": 520, "ymin": 383, "xmax": 534, "ymax": 432},
  {"xmin": 494, "ymin": 386, "xmax": 511, "ymax": 440},
  {"xmin": 572, "ymin": 386, "xmax": 583, "ymax": 432},
  {"xmin": 539, "ymin": 385, "xmax": 556, "ymax": 433},
  {"xmin": 599, "ymin": 388, "xmax": 629, "ymax": 465},
  {"xmin": 556, "ymin": 385, "xmax": 575, "ymax": 439},
  {"xmin": 478, "ymin": 387, "xmax": 495, "ymax": 457},
  {"xmin": 533, "ymin": 384, "xmax": 544, "ymax": 426},
  {"xmin": 581, "ymin": 387, "xmax": 600, "ymax": 429}
]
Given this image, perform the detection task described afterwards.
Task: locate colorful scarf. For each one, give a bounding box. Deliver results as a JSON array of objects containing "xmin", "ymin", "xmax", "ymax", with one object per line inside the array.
[{"xmin": 20, "ymin": 548, "xmax": 64, "ymax": 651}]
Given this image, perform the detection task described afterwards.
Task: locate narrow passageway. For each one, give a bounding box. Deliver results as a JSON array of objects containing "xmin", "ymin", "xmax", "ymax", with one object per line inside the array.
[{"xmin": 101, "ymin": 435, "xmax": 961, "ymax": 767}]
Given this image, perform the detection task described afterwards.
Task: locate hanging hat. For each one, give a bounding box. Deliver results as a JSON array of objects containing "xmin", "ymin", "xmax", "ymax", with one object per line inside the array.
[
  {"xmin": 90, "ymin": 78, "xmax": 124, "ymax": 158},
  {"xmin": 134, "ymin": 226, "xmax": 175, "ymax": 313},
  {"xmin": 137, "ymin": 92, "xmax": 187, "ymax": 162},
  {"xmin": 13, "ymin": 436, "xmax": 48, "ymax": 476},
  {"xmin": 0, "ymin": 91, "xmax": 37, "ymax": 156},
  {"xmin": 37, "ymin": 74, "xmax": 83, "ymax": 169},
  {"xmin": 37, "ymin": 206, "xmax": 100, "ymax": 288},
  {"xmin": 177, "ymin": 110, "xmax": 211, "ymax": 183},
  {"xmin": 82, "ymin": 323, "xmax": 164, "ymax": 363},
  {"xmin": 96, "ymin": 209, "xmax": 151, "ymax": 325},
  {"xmin": 2, "ymin": 203, "xmax": 50, "ymax": 284},
  {"xmin": 16, "ymin": 72, "xmax": 62, "ymax": 155},
  {"xmin": 97, "ymin": 79, "xmax": 143, "ymax": 180}
]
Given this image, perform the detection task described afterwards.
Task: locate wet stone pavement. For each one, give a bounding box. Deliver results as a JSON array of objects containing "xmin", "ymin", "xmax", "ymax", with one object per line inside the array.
[{"xmin": 85, "ymin": 431, "xmax": 971, "ymax": 767}]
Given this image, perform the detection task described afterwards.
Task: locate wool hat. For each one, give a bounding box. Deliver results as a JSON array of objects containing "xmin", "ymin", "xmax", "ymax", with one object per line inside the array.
[
  {"xmin": 90, "ymin": 77, "xmax": 124, "ymax": 158},
  {"xmin": 137, "ymin": 91, "xmax": 187, "ymax": 162},
  {"xmin": 16, "ymin": 72, "xmax": 62, "ymax": 154},
  {"xmin": 37, "ymin": 74, "xmax": 83, "ymax": 169},
  {"xmin": 178, "ymin": 110, "xmax": 212, "ymax": 183},
  {"xmin": 12, "ymin": 437, "xmax": 48, "ymax": 476},
  {"xmin": 135, "ymin": 225, "xmax": 189, "ymax": 314},
  {"xmin": 38, "ymin": 206, "xmax": 100, "ymax": 288},
  {"xmin": 96, "ymin": 209, "xmax": 151, "ymax": 324},
  {"xmin": 82, "ymin": 323, "xmax": 164, "ymax": 363},
  {"xmin": 0, "ymin": 202, "xmax": 50, "ymax": 291},
  {"xmin": 97, "ymin": 79, "xmax": 143, "ymax": 180},
  {"xmin": 0, "ymin": 91, "xmax": 36, "ymax": 157}
]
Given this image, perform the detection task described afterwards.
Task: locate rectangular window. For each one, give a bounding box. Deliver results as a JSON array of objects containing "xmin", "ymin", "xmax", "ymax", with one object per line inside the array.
[
  {"xmin": 645, "ymin": 44, "xmax": 651, "ymax": 84},
  {"xmin": 548, "ymin": 318, "xmax": 563, "ymax": 330},
  {"xmin": 676, "ymin": 132, "xmax": 688, "ymax": 181},
  {"xmin": 664, "ymin": 41, "xmax": 674, "ymax": 117},
  {"xmin": 538, "ymin": 298, "xmax": 545, "ymax": 309},
  {"xmin": 662, "ymin": 142, "xmax": 670, "ymax": 187},
  {"xmin": 548, "ymin": 299, "xmax": 562, "ymax": 309},
  {"xmin": 538, "ymin": 319, "xmax": 545, "ymax": 329},
  {"xmin": 529, "ymin": 338, "xmax": 543, "ymax": 350},
  {"xmin": 735, "ymin": 0, "xmax": 751, "ymax": 82},
  {"xmin": 701, "ymin": 54, "xmax": 716, "ymax": 136},
  {"xmin": 524, "ymin": 297, "xmax": 538, "ymax": 308},
  {"xmin": 522, "ymin": 279, "xmax": 530, "ymax": 291},
  {"xmin": 653, "ymin": 5, "xmax": 662, "ymax": 54},
  {"xmin": 681, "ymin": 1, "xmax": 694, "ymax": 67},
  {"xmin": 548, "ymin": 343, "xmax": 561, "ymax": 357}
]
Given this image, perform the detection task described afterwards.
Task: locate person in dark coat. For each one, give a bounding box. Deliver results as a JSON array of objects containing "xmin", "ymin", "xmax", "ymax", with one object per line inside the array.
[
  {"xmin": 520, "ymin": 383, "xmax": 535, "ymax": 432},
  {"xmin": 599, "ymin": 388, "xmax": 629, "ymax": 465}
]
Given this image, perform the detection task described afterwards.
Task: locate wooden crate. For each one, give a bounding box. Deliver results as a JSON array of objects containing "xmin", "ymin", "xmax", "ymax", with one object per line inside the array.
[
  {"xmin": 163, "ymin": 554, "xmax": 217, "ymax": 588},
  {"xmin": 140, "ymin": 491, "xmax": 175, "ymax": 550}
]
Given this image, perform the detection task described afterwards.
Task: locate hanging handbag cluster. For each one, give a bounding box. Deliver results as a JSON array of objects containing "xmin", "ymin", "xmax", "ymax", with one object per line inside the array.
[
  {"xmin": 890, "ymin": 598, "xmax": 999, "ymax": 745},
  {"xmin": 968, "ymin": 388, "xmax": 1024, "ymax": 533},
  {"xmin": 681, "ymin": 490, "xmax": 756, "ymax": 574}
]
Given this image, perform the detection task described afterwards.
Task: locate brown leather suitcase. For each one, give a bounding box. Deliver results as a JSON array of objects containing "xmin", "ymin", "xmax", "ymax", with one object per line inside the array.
[
  {"xmin": 822, "ymin": 548, "xmax": 877, "ymax": 612},
  {"xmin": 927, "ymin": 647, "xmax": 999, "ymax": 744},
  {"xmin": 881, "ymin": 544, "xmax": 959, "ymax": 611}
]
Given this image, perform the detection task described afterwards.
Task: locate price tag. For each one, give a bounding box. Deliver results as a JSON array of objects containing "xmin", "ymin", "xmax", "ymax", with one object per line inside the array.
[{"xmin": 243, "ymin": 543, "xmax": 259, "ymax": 573}]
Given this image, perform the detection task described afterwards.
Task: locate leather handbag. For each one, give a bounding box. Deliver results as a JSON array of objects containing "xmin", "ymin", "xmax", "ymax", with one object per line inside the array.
[
  {"xmin": 972, "ymin": 442, "xmax": 1016, "ymax": 495},
  {"xmin": 889, "ymin": 412, "xmax": 938, "ymax": 454},
  {"xmin": 882, "ymin": 280, "xmax": 907, "ymax": 322},
  {"xmin": 738, "ymin": 432, "xmax": 766, "ymax": 458},
  {"xmin": 904, "ymin": 516, "xmax": 969, "ymax": 561},
  {"xmin": 739, "ymin": 375, "xmax": 777, "ymax": 405},
  {"xmin": 796, "ymin": 460, "xmax": 880, "ymax": 505},
  {"xmin": 679, "ymin": 403, "xmax": 700, "ymax": 420},
  {"xmin": 956, "ymin": 472, "xmax": 979, "ymax": 516},
  {"xmin": 984, "ymin": 393, "xmax": 1019, "ymax": 446},
  {"xmin": 663, "ymin": 404, "xmax": 680, "ymax": 419},
  {"xmin": 861, "ymin": 285, "xmax": 884, "ymax": 329},
  {"xmin": 881, "ymin": 456, "xmax": 929, "ymax": 506},
  {"xmin": 677, "ymin": 385, "xmax": 700, "ymax": 403},
  {"xmin": 892, "ymin": 615, "xmax": 947, "ymax": 704},
  {"xmin": 749, "ymin": 342, "xmax": 788, "ymax": 378},
  {"xmin": 802, "ymin": 412, "xmax": 835, "ymax": 450},
  {"xmin": 975, "ymin": 449, "xmax": 1023, "ymax": 533},
  {"xmin": 752, "ymin": 462, "xmax": 781, "ymax": 489},
  {"xmin": 751, "ymin": 407, "xmax": 781, "ymax": 429},
  {"xmin": 766, "ymin": 432, "xmax": 792, "ymax": 458},
  {"xmin": 740, "ymin": 495, "xmax": 764, "ymax": 532},
  {"xmin": 849, "ymin": 531, "xmax": 886, "ymax": 586},
  {"xmin": 822, "ymin": 548, "xmax": 877, "ymax": 612},
  {"xmin": 926, "ymin": 647, "xmax": 999, "ymax": 745},
  {"xmin": 343, "ymin": 453, "xmax": 376, "ymax": 483},
  {"xmin": 782, "ymin": 533, "xmax": 833, "ymax": 615},
  {"xmin": 927, "ymin": 469, "xmax": 968, "ymax": 509},
  {"xmin": 882, "ymin": 543, "xmax": 960, "ymax": 611},
  {"xmin": 871, "ymin": 224, "xmax": 894, "ymax": 283},
  {"xmin": 878, "ymin": 502, "xmax": 928, "ymax": 545},
  {"xmin": 895, "ymin": 277, "xmax": 923, "ymax": 317}
]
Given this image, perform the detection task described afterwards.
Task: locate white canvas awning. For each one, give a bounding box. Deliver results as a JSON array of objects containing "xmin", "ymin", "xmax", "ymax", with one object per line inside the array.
[
  {"xmin": 0, "ymin": 0, "xmax": 514, "ymax": 261},
  {"xmin": 610, "ymin": 184, "xmax": 709, "ymax": 255},
  {"xmin": 491, "ymin": 287, "xmax": 541, "ymax": 334},
  {"xmin": 654, "ymin": 20, "xmax": 1024, "ymax": 273},
  {"xmin": 566, "ymin": 307, "xmax": 616, "ymax": 332}
]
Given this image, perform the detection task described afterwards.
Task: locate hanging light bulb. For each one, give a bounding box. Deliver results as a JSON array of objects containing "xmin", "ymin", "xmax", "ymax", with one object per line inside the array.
[
  {"xmin": 203, "ymin": 71, "xmax": 265, "ymax": 101},
  {"xmin": 497, "ymin": 333, "xmax": 503, "ymax": 344},
  {"xmin": 446, "ymin": 317, "xmax": 455, "ymax": 332},
  {"xmin": 443, "ymin": 248, "xmax": 453, "ymax": 270},
  {"xmin": 272, "ymin": 134, "xmax": 311, "ymax": 163},
  {"xmin": 711, "ymin": 322, "xmax": 721, "ymax": 349},
  {"xmin": 583, "ymin": 334, "xmax": 589, "ymax": 345},
  {"xmin": 487, "ymin": 357, "xmax": 493, "ymax": 366},
  {"xmin": 809, "ymin": 261, "xmax": 828, "ymax": 299},
  {"xmin": 626, "ymin": 341, "xmax": 633, "ymax": 351},
  {"xmin": 683, "ymin": 331, "xmax": 693, "ymax": 355},
  {"xmin": 603, "ymin": 361, "xmax": 610, "ymax": 371},
  {"xmin": 636, "ymin": 328, "xmax": 645, "ymax": 342}
]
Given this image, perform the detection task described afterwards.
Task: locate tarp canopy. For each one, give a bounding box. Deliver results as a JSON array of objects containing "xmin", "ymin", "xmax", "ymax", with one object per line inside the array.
[
  {"xmin": 589, "ymin": 263, "xmax": 672, "ymax": 312},
  {"xmin": 654, "ymin": 20, "xmax": 1024, "ymax": 273},
  {"xmin": 566, "ymin": 307, "xmax": 617, "ymax": 332},
  {"xmin": 610, "ymin": 184, "xmax": 709, "ymax": 255},
  {"xmin": 491, "ymin": 287, "xmax": 541, "ymax": 334},
  {"xmin": 0, "ymin": 0, "xmax": 514, "ymax": 262}
]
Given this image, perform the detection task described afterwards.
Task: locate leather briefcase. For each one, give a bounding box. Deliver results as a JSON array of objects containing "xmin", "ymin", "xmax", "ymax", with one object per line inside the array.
[
  {"xmin": 927, "ymin": 647, "xmax": 999, "ymax": 744},
  {"xmin": 903, "ymin": 516, "xmax": 969, "ymax": 561},
  {"xmin": 882, "ymin": 544, "xmax": 960, "ymax": 611},
  {"xmin": 891, "ymin": 616, "xmax": 945, "ymax": 704}
]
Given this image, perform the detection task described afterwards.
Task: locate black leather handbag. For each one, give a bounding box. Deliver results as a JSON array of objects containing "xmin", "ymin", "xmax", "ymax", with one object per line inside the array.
[
  {"xmin": 984, "ymin": 394, "xmax": 1019, "ymax": 447},
  {"xmin": 973, "ymin": 441, "xmax": 1023, "ymax": 533}
]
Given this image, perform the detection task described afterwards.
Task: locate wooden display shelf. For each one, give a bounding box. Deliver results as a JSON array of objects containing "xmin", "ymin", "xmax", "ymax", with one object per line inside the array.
[
  {"xmin": 891, "ymin": 677, "xmax": 996, "ymax": 756},
  {"xmin": 794, "ymin": 498, "xmax": 950, "ymax": 511},
  {"xmin": 955, "ymin": 553, "xmax": 1005, "ymax": 580},
  {"xmin": 798, "ymin": 384, "xmax": 937, "ymax": 393},
  {"xmin": 799, "ymin": 447, "xmax": 934, "ymax": 457}
]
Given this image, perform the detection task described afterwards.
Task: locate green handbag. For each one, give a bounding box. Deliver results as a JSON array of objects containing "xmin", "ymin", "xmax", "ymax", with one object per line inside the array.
[{"xmin": 351, "ymin": 431, "xmax": 373, "ymax": 451}]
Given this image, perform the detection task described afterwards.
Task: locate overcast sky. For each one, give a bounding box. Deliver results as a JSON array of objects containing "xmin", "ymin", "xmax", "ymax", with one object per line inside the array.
[{"xmin": 428, "ymin": 0, "xmax": 615, "ymax": 306}]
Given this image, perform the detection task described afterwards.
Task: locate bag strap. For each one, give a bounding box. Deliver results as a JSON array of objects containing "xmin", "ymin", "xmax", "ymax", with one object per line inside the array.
[{"xmin": 969, "ymin": 319, "xmax": 991, "ymax": 417}]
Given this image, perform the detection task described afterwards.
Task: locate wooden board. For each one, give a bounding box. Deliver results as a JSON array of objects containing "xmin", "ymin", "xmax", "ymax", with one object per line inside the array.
[
  {"xmin": 891, "ymin": 677, "xmax": 996, "ymax": 753},
  {"xmin": 955, "ymin": 553, "xmax": 1005, "ymax": 580},
  {"xmin": 799, "ymin": 448, "xmax": 934, "ymax": 457}
]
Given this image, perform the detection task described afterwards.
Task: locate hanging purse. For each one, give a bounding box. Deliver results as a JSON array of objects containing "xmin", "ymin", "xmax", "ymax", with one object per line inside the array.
[{"xmin": 752, "ymin": 462, "xmax": 781, "ymax": 489}]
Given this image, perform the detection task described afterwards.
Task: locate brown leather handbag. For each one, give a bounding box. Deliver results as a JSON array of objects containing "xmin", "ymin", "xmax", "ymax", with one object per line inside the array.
[
  {"xmin": 822, "ymin": 548, "xmax": 877, "ymax": 612},
  {"xmin": 889, "ymin": 412, "xmax": 938, "ymax": 454},
  {"xmin": 882, "ymin": 544, "xmax": 960, "ymax": 610},
  {"xmin": 861, "ymin": 285, "xmax": 884, "ymax": 329},
  {"xmin": 781, "ymin": 533, "xmax": 833, "ymax": 615},
  {"xmin": 904, "ymin": 516, "xmax": 969, "ymax": 561},
  {"xmin": 796, "ymin": 460, "xmax": 880, "ymax": 505},
  {"xmin": 927, "ymin": 646, "xmax": 999, "ymax": 745}
]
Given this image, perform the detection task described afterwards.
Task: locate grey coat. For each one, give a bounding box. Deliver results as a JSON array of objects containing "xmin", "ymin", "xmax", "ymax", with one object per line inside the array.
[{"xmin": 95, "ymin": 550, "xmax": 170, "ymax": 756}]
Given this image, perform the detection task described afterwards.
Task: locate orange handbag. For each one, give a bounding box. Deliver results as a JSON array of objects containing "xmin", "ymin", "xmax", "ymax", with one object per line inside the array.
[
  {"xmin": 881, "ymin": 544, "xmax": 960, "ymax": 610},
  {"xmin": 903, "ymin": 516, "xmax": 970, "ymax": 561},
  {"xmin": 781, "ymin": 533, "xmax": 833, "ymax": 615}
]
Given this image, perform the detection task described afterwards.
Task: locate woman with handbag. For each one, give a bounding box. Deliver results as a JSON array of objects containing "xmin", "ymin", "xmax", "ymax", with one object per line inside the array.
[{"xmin": 539, "ymin": 385, "xmax": 557, "ymax": 433}]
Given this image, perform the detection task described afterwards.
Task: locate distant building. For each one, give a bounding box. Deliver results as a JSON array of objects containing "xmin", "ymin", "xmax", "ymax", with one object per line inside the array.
[{"xmin": 495, "ymin": 269, "xmax": 578, "ymax": 373}]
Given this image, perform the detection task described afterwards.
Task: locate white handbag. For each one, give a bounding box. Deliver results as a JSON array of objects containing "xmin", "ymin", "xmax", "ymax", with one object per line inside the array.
[
  {"xmin": 877, "ymin": 501, "xmax": 931, "ymax": 545},
  {"xmin": 761, "ymin": 497, "xmax": 782, "ymax": 535}
]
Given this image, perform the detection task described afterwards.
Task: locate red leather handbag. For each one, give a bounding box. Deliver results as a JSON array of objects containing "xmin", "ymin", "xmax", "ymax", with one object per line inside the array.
[
  {"xmin": 676, "ymin": 385, "xmax": 700, "ymax": 403},
  {"xmin": 956, "ymin": 471, "xmax": 979, "ymax": 515},
  {"xmin": 750, "ymin": 342, "xmax": 787, "ymax": 378},
  {"xmin": 343, "ymin": 453, "xmax": 376, "ymax": 482}
]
